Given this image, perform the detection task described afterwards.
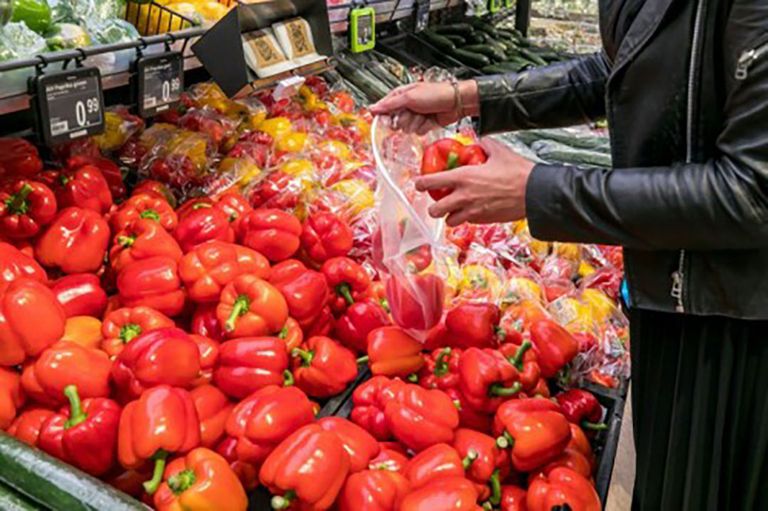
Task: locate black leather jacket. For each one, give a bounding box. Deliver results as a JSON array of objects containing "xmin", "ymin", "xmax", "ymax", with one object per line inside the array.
[{"xmin": 475, "ymin": 0, "xmax": 768, "ymax": 319}]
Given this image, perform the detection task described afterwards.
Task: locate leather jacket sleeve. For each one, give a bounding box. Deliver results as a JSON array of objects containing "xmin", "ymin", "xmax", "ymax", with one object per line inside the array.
[
  {"xmin": 475, "ymin": 52, "xmax": 610, "ymax": 134},
  {"xmin": 525, "ymin": 52, "xmax": 768, "ymax": 251}
]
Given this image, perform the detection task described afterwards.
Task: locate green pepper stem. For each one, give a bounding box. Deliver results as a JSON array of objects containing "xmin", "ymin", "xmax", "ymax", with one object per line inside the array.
[
  {"xmin": 507, "ymin": 340, "xmax": 532, "ymax": 371},
  {"xmin": 7, "ymin": 184, "xmax": 33, "ymax": 215},
  {"xmin": 225, "ymin": 295, "xmax": 251, "ymax": 332},
  {"xmin": 356, "ymin": 355, "xmax": 369, "ymax": 365},
  {"xmin": 488, "ymin": 469, "xmax": 502, "ymax": 506},
  {"xmin": 337, "ymin": 283, "xmax": 355, "ymax": 306},
  {"xmin": 433, "ymin": 348, "xmax": 452, "ymax": 377},
  {"xmin": 498, "ymin": 430, "xmax": 516, "ymax": 451},
  {"xmin": 117, "ymin": 235, "xmax": 136, "ymax": 248},
  {"xmin": 278, "ymin": 325, "xmax": 289, "ymax": 339},
  {"xmin": 283, "ymin": 369, "xmax": 295, "ymax": 387},
  {"xmin": 192, "ymin": 202, "xmax": 212, "ymax": 210},
  {"xmin": 489, "ymin": 381, "xmax": 523, "ymax": 397},
  {"xmin": 119, "ymin": 323, "xmax": 142, "ymax": 343},
  {"xmin": 292, "ymin": 348, "xmax": 314, "ymax": 367},
  {"xmin": 380, "ymin": 298, "xmax": 390, "ymax": 313},
  {"xmin": 140, "ymin": 209, "xmax": 161, "ymax": 221},
  {"xmin": 63, "ymin": 385, "xmax": 87, "ymax": 429},
  {"xmin": 407, "ymin": 373, "xmax": 419, "ymax": 383},
  {"xmin": 494, "ymin": 326, "xmax": 507, "ymax": 342},
  {"xmin": 445, "ymin": 152, "xmax": 460, "ymax": 170},
  {"xmin": 462, "ymin": 449, "xmax": 478, "ymax": 470},
  {"xmin": 271, "ymin": 490, "xmax": 296, "ymax": 510},
  {"xmin": 143, "ymin": 450, "xmax": 168, "ymax": 495},
  {"xmin": 582, "ymin": 420, "xmax": 608, "ymax": 431},
  {"xmin": 167, "ymin": 468, "xmax": 196, "ymax": 495}
]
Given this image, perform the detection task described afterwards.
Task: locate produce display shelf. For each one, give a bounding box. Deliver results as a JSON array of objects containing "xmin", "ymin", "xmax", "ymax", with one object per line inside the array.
[
  {"xmin": 594, "ymin": 391, "xmax": 625, "ymax": 509},
  {"xmin": 377, "ymin": 33, "xmax": 478, "ymax": 78}
]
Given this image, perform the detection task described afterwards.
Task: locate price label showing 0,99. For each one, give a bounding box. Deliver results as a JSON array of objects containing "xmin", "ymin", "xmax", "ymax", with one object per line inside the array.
[
  {"xmin": 135, "ymin": 52, "xmax": 184, "ymax": 118},
  {"xmin": 30, "ymin": 67, "xmax": 105, "ymax": 146}
]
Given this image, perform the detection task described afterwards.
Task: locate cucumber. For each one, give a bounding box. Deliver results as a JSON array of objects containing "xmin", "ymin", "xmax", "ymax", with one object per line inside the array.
[
  {"xmin": 0, "ymin": 434, "xmax": 146, "ymax": 511},
  {"xmin": 0, "ymin": 482, "xmax": 44, "ymax": 511},
  {"xmin": 444, "ymin": 34, "xmax": 467, "ymax": 46},
  {"xmin": 420, "ymin": 30, "xmax": 456, "ymax": 52},
  {"xmin": 464, "ymin": 44, "xmax": 506, "ymax": 62},
  {"xmin": 519, "ymin": 48, "xmax": 548, "ymax": 66},
  {"xmin": 466, "ymin": 32, "xmax": 486, "ymax": 44},
  {"xmin": 466, "ymin": 18, "xmax": 500, "ymax": 37},
  {"xmin": 433, "ymin": 23, "xmax": 474, "ymax": 36},
  {"xmin": 449, "ymin": 48, "xmax": 491, "ymax": 68},
  {"xmin": 482, "ymin": 61, "xmax": 530, "ymax": 74}
]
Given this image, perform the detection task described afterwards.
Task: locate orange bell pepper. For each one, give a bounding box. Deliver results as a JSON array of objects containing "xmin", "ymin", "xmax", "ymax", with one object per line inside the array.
[
  {"xmin": 190, "ymin": 385, "xmax": 233, "ymax": 449},
  {"xmin": 291, "ymin": 336, "xmax": 359, "ymax": 398},
  {"xmin": 60, "ymin": 316, "xmax": 102, "ymax": 349},
  {"xmin": 398, "ymin": 476, "xmax": 482, "ymax": 511},
  {"xmin": 0, "ymin": 367, "xmax": 23, "ymax": 429},
  {"xmin": 101, "ymin": 306, "xmax": 175, "ymax": 358},
  {"xmin": 154, "ymin": 447, "xmax": 248, "ymax": 511},
  {"xmin": 217, "ymin": 274, "xmax": 288, "ymax": 338},
  {"xmin": 7, "ymin": 408, "xmax": 54, "ymax": 447},
  {"xmin": 527, "ymin": 467, "xmax": 601, "ymax": 511},
  {"xmin": 363, "ymin": 326, "xmax": 425, "ymax": 378}
]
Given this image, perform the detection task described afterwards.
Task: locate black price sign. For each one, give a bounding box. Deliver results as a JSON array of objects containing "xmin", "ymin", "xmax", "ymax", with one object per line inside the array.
[
  {"xmin": 135, "ymin": 52, "xmax": 183, "ymax": 118},
  {"xmin": 30, "ymin": 67, "xmax": 105, "ymax": 146}
]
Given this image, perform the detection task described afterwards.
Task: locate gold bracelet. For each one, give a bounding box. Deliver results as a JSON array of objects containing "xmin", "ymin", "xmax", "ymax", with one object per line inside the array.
[{"xmin": 450, "ymin": 77, "xmax": 463, "ymax": 119}]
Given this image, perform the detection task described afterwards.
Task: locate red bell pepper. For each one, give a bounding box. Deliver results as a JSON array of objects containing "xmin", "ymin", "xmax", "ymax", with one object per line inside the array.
[
  {"xmin": 418, "ymin": 347, "xmax": 461, "ymax": 390},
  {"xmin": 445, "ymin": 388, "xmax": 493, "ymax": 433},
  {"xmin": 459, "ymin": 348, "xmax": 522, "ymax": 413},
  {"xmin": 404, "ymin": 443, "xmax": 474, "ymax": 489},
  {"xmin": 214, "ymin": 192, "xmax": 253, "ymax": 231},
  {"xmin": 53, "ymin": 165, "xmax": 113, "ymax": 215},
  {"xmin": 363, "ymin": 326, "xmax": 425, "ymax": 378},
  {"xmin": 179, "ymin": 241, "xmax": 270, "ymax": 304},
  {"xmin": 398, "ymin": 476, "xmax": 482, "ymax": 511},
  {"xmin": 350, "ymin": 376, "xmax": 398, "ymax": 441},
  {"xmin": 567, "ymin": 423, "xmax": 596, "ymax": 470},
  {"xmin": 0, "ymin": 138, "xmax": 43, "ymax": 178},
  {"xmin": 191, "ymin": 334, "xmax": 219, "ymax": 388},
  {"xmin": 527, "ymin": 467, "xmax": 601, "ymax": 511},
  {"xmin": 213, "ymin": 337, "xmax": 291, "ymax": 399},
  {"xmin": 304, "ymin": 304, "xmax": 335, "ymax": 337},
  {"xmin": 111, "ymin": 327, "xmax": 201, "ymax": 400},
  {"xmin": 225, "ymin": 385, "xmax": 315, "ymax": 464},
  {"xmin": 133, "ymin": 180, "xmax": 177, "ymax": 208},
  {"xmin": 405, "ymin": 245, "xmax": 433, "ymax": 273},
  {"xmin": 35, "ymin": 207, "xmax": 110, "ymax": 274},
  {"xmin": 555, "ymin": 389, "xmax": 607, "ymax": 431},
  {"xmin": 335, "ymin": 300, "xmax": 390, "ymax": 353},
  {"xmin": 118, "ymin": 385, "xmax": 201, "ymax": 494},
  {"xmin": 190, "ymin": 385, "xmax": 233, "ymax": 449},
  {"xmin": 384, "ymin": 382, "xmax": 459, "ymax": 452},
  {"xmin": 117, "ymin": 256, "xmax": 186, "ymax": 317},
  {"xmin": 301, "ymin": 212, "xmax": 353, "ymax": 263},
  {"xmin": 248, "ymin": 171, "xmax": 300, "ymax": 211},
  {"xmin": 420, "ymin": 139, "xmax": 487, "ymax": 201},
  {"xmin": 386, "ymin": 274, "xmax": 444, "ymax": 331},
  {"xmin": 66, "ymin": 155, "xmax": 126, "ymax": 200},
  {"xmin": 153, "ymin": 447, "xmax": 248, "ymax": 511},
  {"xmin": 278, "ymin": 317, "xmax": 303, "ymax": 352},
  {"xmin": 214, "ymin": 437, "xmax": 259, "ymax": 491},
  {"xmin": 217, "ymin": 274, "xmax": 288, "ymax": 338},
  {"xmin": 21, "ymin": 341, "xmax": 111, "ymax": 406},
  {"xmin": 191, "ymin": 304, "xmax": 224, "ymax": 341},
  {"xmin": 499, "ymin": 340, "xmax": 541, "ymax": 393},
  {"xmin": 322, "ymin": 256, "xmax": 371, "ymax": 313},
  {"xmin": 500, "ymin": 485, "xmax": 527, "ymax": 511},
  {"xmin": 0, "ymin": 278, "xmax": 66, "ymax": 366},
  {"xmin": 529, "ymin": 319, "xmax": 579, "ymax": 378},
  {"xmin": 291, "ymin": 336, "xmax": 358, "ymax": 398},
  {"xmin": 317, "ymin": 417, "xmax": 380, "ymax": 473},
  {"xmin": 110, "ymin": 193, "xmax": 178, "ymax": 233},
  {"xmin": 7, "ymin": 407, "xmax": 54, "ymax": 447},
  {"xmin": 0, "ymin": 180, "xmax": 57, "ymax": 239},
  {"xmin": 369, "ymin": 441, "xmax": 409, "ymax": 472},
  {"xmin": 259, "ymin": 423, "xmax": 351, "ymax": 510},
  {"xmin": 49, "ymin": 273, "xmax": 107, "ymax": 318},
  {"xmin": 237, "ymin": 208, "xmax": 302, "ymax": 262},
  {"xmin": 338, "ymin": 469, "xmax": 410, "ymax": 511},
  {"xmin": 110, "ymin": 219, "xmax": 183, "ymax": 272},
  {"xmin": 269, "ymin": 259, "xmax": 329, "ymax": 330},
  {"xmin": 493, "ymin": 398, "xmax": 572, "ymax": 472},
  {"xmin": 0, "ymin": 242, "xmax": 46, "ymax": 283},
  {"xmin": 453, "ymin": 428, "xmax": 510, "ymax": 504},
  {"xmin": 174, "ymin": 204, "xmax": 235, "ymax": 253},
  {"xmin": 535, "ymin": 447, "xmax": 594, "ymax": 479},
  {"xmin": 0, "ymin": 367, "xmax": 23, "ymax": 429},
  {"xmin": 101, "ymin": 306, "xmax": 174, "ymax": 358},
  {"xmin": 445, "ymin": 303, "xmax": 504, "ymax": 349},
  {"xmin": 37, "ymin": 385, "xmax": 121, "ymax": 476}
]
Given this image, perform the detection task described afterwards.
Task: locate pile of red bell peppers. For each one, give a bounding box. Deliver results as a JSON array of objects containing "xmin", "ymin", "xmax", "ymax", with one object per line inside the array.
[{"xmin": 0, "ymin": 137, "xmax": 605, "ymax": 511}]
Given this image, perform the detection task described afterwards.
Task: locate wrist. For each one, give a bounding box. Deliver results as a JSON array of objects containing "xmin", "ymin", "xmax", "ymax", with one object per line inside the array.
[{"xmin": 458, "ymin": 80, "xmax": 480, "ymax": 117}]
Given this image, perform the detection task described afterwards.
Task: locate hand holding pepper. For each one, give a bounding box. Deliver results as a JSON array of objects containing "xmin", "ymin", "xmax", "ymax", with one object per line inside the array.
[{"xmin": 420, "ymin": 138, "xmax": 487, "ymax": 201}]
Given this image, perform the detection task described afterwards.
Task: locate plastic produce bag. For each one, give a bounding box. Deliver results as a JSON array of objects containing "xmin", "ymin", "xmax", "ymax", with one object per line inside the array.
[
  {"xmin": 45, "ymin": 21, "xmax": 90, "ymax": 50},
  {"xmin": 0, "ymin": 21, "xmax": 45, "ymax": 60},
  {"xmin": 372, "ymin": 115, "xmax": 451, "ymax": 337}
]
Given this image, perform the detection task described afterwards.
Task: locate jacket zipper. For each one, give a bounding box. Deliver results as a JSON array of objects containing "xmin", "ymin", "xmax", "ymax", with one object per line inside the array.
[
  {"xmin": 735, "ymin": 39, "xmax": 768, "ymax": 80},
  {"xmin": 673, "ymin": 0, "xmax": 706, "ymax": 313}
]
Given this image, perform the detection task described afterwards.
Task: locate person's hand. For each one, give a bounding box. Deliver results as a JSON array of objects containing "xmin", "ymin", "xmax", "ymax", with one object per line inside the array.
[
  {"xmin": 370, "ymin": 81, "xmax": 479, "ymax": 134},
  {"xmin": 415, "ymin": 138, "xmax": 535, "ymax": 227}
]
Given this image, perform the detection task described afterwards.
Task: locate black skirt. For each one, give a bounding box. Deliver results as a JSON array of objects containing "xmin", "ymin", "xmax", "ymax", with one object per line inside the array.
[{"xmin": 630, "ymin": 309, "xmax": 768, "ymax": 511}]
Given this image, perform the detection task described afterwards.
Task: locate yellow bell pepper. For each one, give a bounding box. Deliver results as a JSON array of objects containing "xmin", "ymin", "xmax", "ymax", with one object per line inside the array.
[
  {"xmin": 333, "ymin": 113, "xmax": 370, "ymax": 140},
  {"xmin": 190, "ymin": 82, "xmax": 231, "ymax": 114},
  {"xmin": 137, "ymin": 1, "xmax": 202, "ymax": 35},
  {"xmin": 258, "ymin": 117, "xmax": 293, "ymax": 140},
  {"xmin": 61, "ymin": 316, "xmax": 102, "ymax": 350},
  {"xmin": 195, "ymin": 1, "xmax": 229, "ymax": 22},
  {"xmin": 330, "ymin": 179, "xmax": 374, "ymax": 216},
  {"xmin": 501, "ymin": 276, "xmax": 543, "ymax": 308},
  {"xmin": 298, "ymin": 85, "xmax": 326, "ymax": 112},
  {"xmin": 218, "ymin": 157, "xmax": 262, "ymax": 188},
  {"xmin": 453, "ymin": 134, "xmax": 475, "ymax": 146},
  {"xmin": 580, "ymin": 288, "xmax": 617, "ymax": 324},
  {"xmin": 318, "ymin": 140, "xmax": 352, "ymax": 160},
  {"xmin": 167, "ymin": 130, "xmax": 210, "ymax": 172},
  {"xmin": 95, "ymin": 112, "xmax": 130, "ymax": 152},
  {"xmin": 578, "ymin": 260, "xmax": 596, "ymax": 278},
  {"xmin": 547, "ymin": 296, "xmax": 595, "ymax": 334},
  {"xmin": 276, "ymin": 132, "xmax": 308, "ymax": 153},
  {"xmin": 280, "ymin": 159, "xmax": 315, "ymax": 180},
  {"xmin": 553, "ymin": 242, "xmax": 581, "ymax": 261},
  {"xmin": 458, "ymin": 264, "xmax": 502, "ymax": 300}
]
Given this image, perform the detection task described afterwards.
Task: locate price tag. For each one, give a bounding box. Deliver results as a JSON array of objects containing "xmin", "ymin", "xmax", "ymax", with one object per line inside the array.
[
  {"xmin": 273, "ymin": 75, "xmax": 306, "ymax": 101},
  {"xmin": 30, "ymin": 67, "xmax": 105, "ymax": 146},
  {"xmin": 349, "ymin": 6, "xmax": 376, "ymax": 53},
  {"xmin": 135, "ymin": 52, "xmax": 184, "ymax": 118},
  {"xmin": 414, "ymin": 0, "xmax": 430, "ymax": 32}
]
